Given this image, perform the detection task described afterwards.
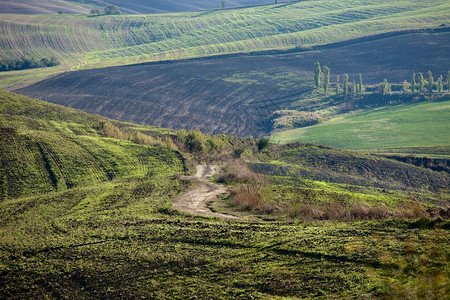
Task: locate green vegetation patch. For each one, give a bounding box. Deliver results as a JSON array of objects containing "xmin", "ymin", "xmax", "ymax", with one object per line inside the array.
[
  {"xmin": 272, "ymin": 99, "xmax": 450, "ymax": 151},
  {"xmin": 0, "ymin": 90, "xmax": 184, "ymax": 200}
]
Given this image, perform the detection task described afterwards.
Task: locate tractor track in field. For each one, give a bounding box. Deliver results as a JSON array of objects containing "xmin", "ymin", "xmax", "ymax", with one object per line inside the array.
[{"xmin": 172, "ymin": 165, "xmax": 241, "ymax": 220}]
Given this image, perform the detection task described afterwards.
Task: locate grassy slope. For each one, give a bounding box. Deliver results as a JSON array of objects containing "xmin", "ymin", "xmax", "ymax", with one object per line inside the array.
[
  {"xmin": 1, "ymin": 92, "xmax": 449, "ymax": 299},
  {"xmin": 248, "ymin": 144, "xmax": 449, "ymax": 212},
  {"xmin": 1, "ymin": 0, "xmax": 449, "ymax": 88},
  {"xmin": 0, "ymin": 90, "xmax": 184, "ymax": 200},
  {"xmin": 272, "ymin": 99, "xmax": 450, "ymax": 152}
]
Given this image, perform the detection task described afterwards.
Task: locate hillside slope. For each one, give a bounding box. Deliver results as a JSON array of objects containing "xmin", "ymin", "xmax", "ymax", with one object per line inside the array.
[
  {"xmin": 0, "ymin": 0, "xmax": 91, "ymax": 14},
  {"xmin": 17, "ymin": 31, "xmax": 450, "ymax": 137},
  {"xmin": 272, "ymin": 100, "xmax": 450, "ymax": 150},
  {"xmin": 0, "ymin": 90, "xmax": 184, "ymax": 200},
  {"xmin": 0, "ymin": 0, "xmax": 275, "ymax": 15},
  {"xmin": 1, "ymin": 91, "xmax": 448, "ymax": 299},
  {"xmin": 1, "ymin": 0, "xmax": 448, "ymax": 73}
]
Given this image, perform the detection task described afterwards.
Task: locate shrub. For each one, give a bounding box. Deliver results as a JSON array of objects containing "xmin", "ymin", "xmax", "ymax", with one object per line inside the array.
[
  {"xmin": 90, "ymin": 9, "xmax": 102, "ymax": 15},
  {"xmin": 217, "ymin": 159, "xmax": 259, "ymax": 184},
  {"xmin": 271, "ymin": 110, "xmax": 323, "ymax": 129},
  {"xmin": 104, "ymin": 5, "xmax": 121, "ymax": 15},
  {"xmin": 233, "ymin": 148, "xmax": 244, "ymax": 158},
  {"xmin": 257, "ymin": 137, "xmax": 270, "ymax": 152},
  {"xmin": 96, "ymin": 120, "xmax": 127, "ymax": 140},
  {"xmin": 185, "ymin": 129, "xmax": 206, "ymax": 152}
]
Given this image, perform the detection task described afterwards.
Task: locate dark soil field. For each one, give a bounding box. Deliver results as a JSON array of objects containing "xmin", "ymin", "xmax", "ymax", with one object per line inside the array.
[{"xmin": 17, "ymin": 32, "xmax": 450, "ymax": 137}]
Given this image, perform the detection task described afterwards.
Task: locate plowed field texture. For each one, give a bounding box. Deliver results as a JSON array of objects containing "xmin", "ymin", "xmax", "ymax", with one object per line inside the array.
[{"xmin": 15, "ymin": 31, "xmax": 450, "ymax": 137}]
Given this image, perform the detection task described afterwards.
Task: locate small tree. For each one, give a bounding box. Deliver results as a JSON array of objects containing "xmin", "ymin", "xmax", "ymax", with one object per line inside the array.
[
  {"xmin": 381, "ymin": 78, "xmax": 390, "ymax": 96},
  {"xmin": 314, "ymin": 62, "xmax": 321, "ymax": 89},
  {"xmin": 90, "ymin": 9, "xmax": 102, "ymax": 15},
  {"xmin": 402, "ymin": 80, "xmax": 409, "ymax": 93},
  {"xmin": 427, "ymin": 70, "xmax": 434, "ymax": 94},
  {"xmin": 352, "ymin": 81, "xmax": 356, "ymax": 99},
  {"xmin": 322, "ymin": 66, "xmax": 330, "ymax": 94},
  {"xmin": 447, "ymin": 71, "xmax": 450, "ymax": 92},
  {"xmin": 418, "ymin": 73, "xmax": 424, "ymax": 93},
  {"xmin": 411, "ymin": 72, "xmax": 416, "ymax": 93},
  {"xmin": 218, "ymin": 0, "xmax": 227, "ymax": 8},
  {"xmin": 344, "ymin": 74, "xmax": 349, "ymax": 98},
  {"xmin": 185, "ymin": 129, "xmax": 206, "ymax": 152},
  {"xmin": 335, "ymin": 75, "xmax": 340, "ymax": 94},
  {"xmin": 437, "ymin": 75, "xmax": 443, "ymax": 93},
  {"xmin": 104, "ymin": 5, "xmax": 121, "ymax": 15},
  {"xmin": 358, "ymin": 73, "xmax": 363, "ymax": 94}
]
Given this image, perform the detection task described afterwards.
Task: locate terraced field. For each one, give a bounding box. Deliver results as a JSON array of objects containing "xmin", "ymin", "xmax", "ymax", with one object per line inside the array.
[{"xmin": 272, "ymin": 99, "xmax": 450, "ymax": 152}]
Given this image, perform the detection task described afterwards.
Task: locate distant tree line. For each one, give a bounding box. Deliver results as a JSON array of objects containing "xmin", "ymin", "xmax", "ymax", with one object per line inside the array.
[
  {"xmin": 313, "ymin": 62, "xmax": 450, "ymax": 98},
  {"xmin": 0, "ymin": 57, "xmax": 59, "ymax": 72},
  {"xmin": 90, "ymin": 5, "xmax": 121, "ymax": 16}
]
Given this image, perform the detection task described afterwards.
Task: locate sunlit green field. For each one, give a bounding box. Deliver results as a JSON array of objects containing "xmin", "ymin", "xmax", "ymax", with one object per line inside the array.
[{"xmin": 272, "ymin": 99, "xmax": 450, "ymax": 152}]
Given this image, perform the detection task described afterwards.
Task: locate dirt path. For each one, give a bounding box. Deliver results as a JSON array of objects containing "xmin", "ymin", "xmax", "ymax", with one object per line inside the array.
[{"xmin": 172, "ymin": 165, "xmax": 240, "ymax": 220}]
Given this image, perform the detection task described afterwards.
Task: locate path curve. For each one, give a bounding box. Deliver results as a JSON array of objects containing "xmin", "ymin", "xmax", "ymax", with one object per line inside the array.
[{"xmin": 172, "ymin": 165, "xmax": 240, "ymax": 220}]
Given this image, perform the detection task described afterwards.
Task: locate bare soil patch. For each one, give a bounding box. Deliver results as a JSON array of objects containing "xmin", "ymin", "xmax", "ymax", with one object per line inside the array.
[{"xmin": 172, "ymin": 165, "xmax": 240, "ymax": 220}]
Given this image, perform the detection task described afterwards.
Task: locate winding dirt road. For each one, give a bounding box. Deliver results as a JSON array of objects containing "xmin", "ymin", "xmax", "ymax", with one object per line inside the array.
[{"xmin": 172, "ymin": 165, "xmax": 240, "ymax": 220}]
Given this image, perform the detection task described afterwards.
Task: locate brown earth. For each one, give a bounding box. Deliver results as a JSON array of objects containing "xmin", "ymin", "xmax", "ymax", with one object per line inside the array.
[
  {"xmin": 172, "ymin": 165, "xmax": 240, "ymax": 220},
  {"xmin": 16, "ymin": 32, "xmax": 450, "ymax": 137}
]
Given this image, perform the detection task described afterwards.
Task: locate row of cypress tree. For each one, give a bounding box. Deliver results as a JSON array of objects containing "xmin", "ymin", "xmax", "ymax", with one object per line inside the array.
[{"xmin": 314, "ymin": 62, "xmax": 449, "ymax": 97}]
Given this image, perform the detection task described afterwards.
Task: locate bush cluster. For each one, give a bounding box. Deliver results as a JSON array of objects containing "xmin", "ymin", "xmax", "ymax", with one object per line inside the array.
[
  {"xmin": 0, "ymin": 57, "xmax": 59, "ymax": 72},
  {"xmin": 271, "ymin": 110, "xmax": 323, "ymax": 129}
]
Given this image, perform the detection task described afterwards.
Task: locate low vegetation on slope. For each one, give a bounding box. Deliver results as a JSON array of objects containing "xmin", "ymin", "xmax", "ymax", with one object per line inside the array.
[
  {"xmin": 1, "ymin": 91, "xmax": 449, "ymax": 298},
  {"xmin": 0, "ymin": 90, "xmax": 186, "ymax": 201}
]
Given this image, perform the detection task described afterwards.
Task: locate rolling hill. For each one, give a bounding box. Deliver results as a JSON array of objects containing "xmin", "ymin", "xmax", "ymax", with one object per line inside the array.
[
  {"xmin": 0, "ymin": 90, "xmax": 185, "ymax": 200},
  {"xmin": 1, "ymin": 90, "xmax": 449, "ymax": 298},
  {"xmin": 1, "ymin": 0, "xmax": 448, "ymax": 85},
  {"xmin": 0, "ymin": 0, "xmax": 276, "ymax": 15},
  {"xmin": 1, "ymin": 0, "xmax": 450, "ymax": 297},
  {"xmin": 16, "ymin": 31, "xmax": 450, "ymax": 137},
  {"xmin": 0, "ymin": 0, "xmax": 92, "ymax": 15},
  {"xmin": 272, "ymin": 99, "xmax": 450, "ymax": 151}
]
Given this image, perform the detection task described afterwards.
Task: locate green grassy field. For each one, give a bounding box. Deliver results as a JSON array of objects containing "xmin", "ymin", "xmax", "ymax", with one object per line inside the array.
[
  {"xmin": 1, "ymin": 91, "xmax": 449, "ymax": 298},
  {"xmin": 272, "ymin": 99, "xmax": 450, "ymax": 153},
  {"xmin": 1, "ymin": 0, "xmax": 449, "ymax": 88}
]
